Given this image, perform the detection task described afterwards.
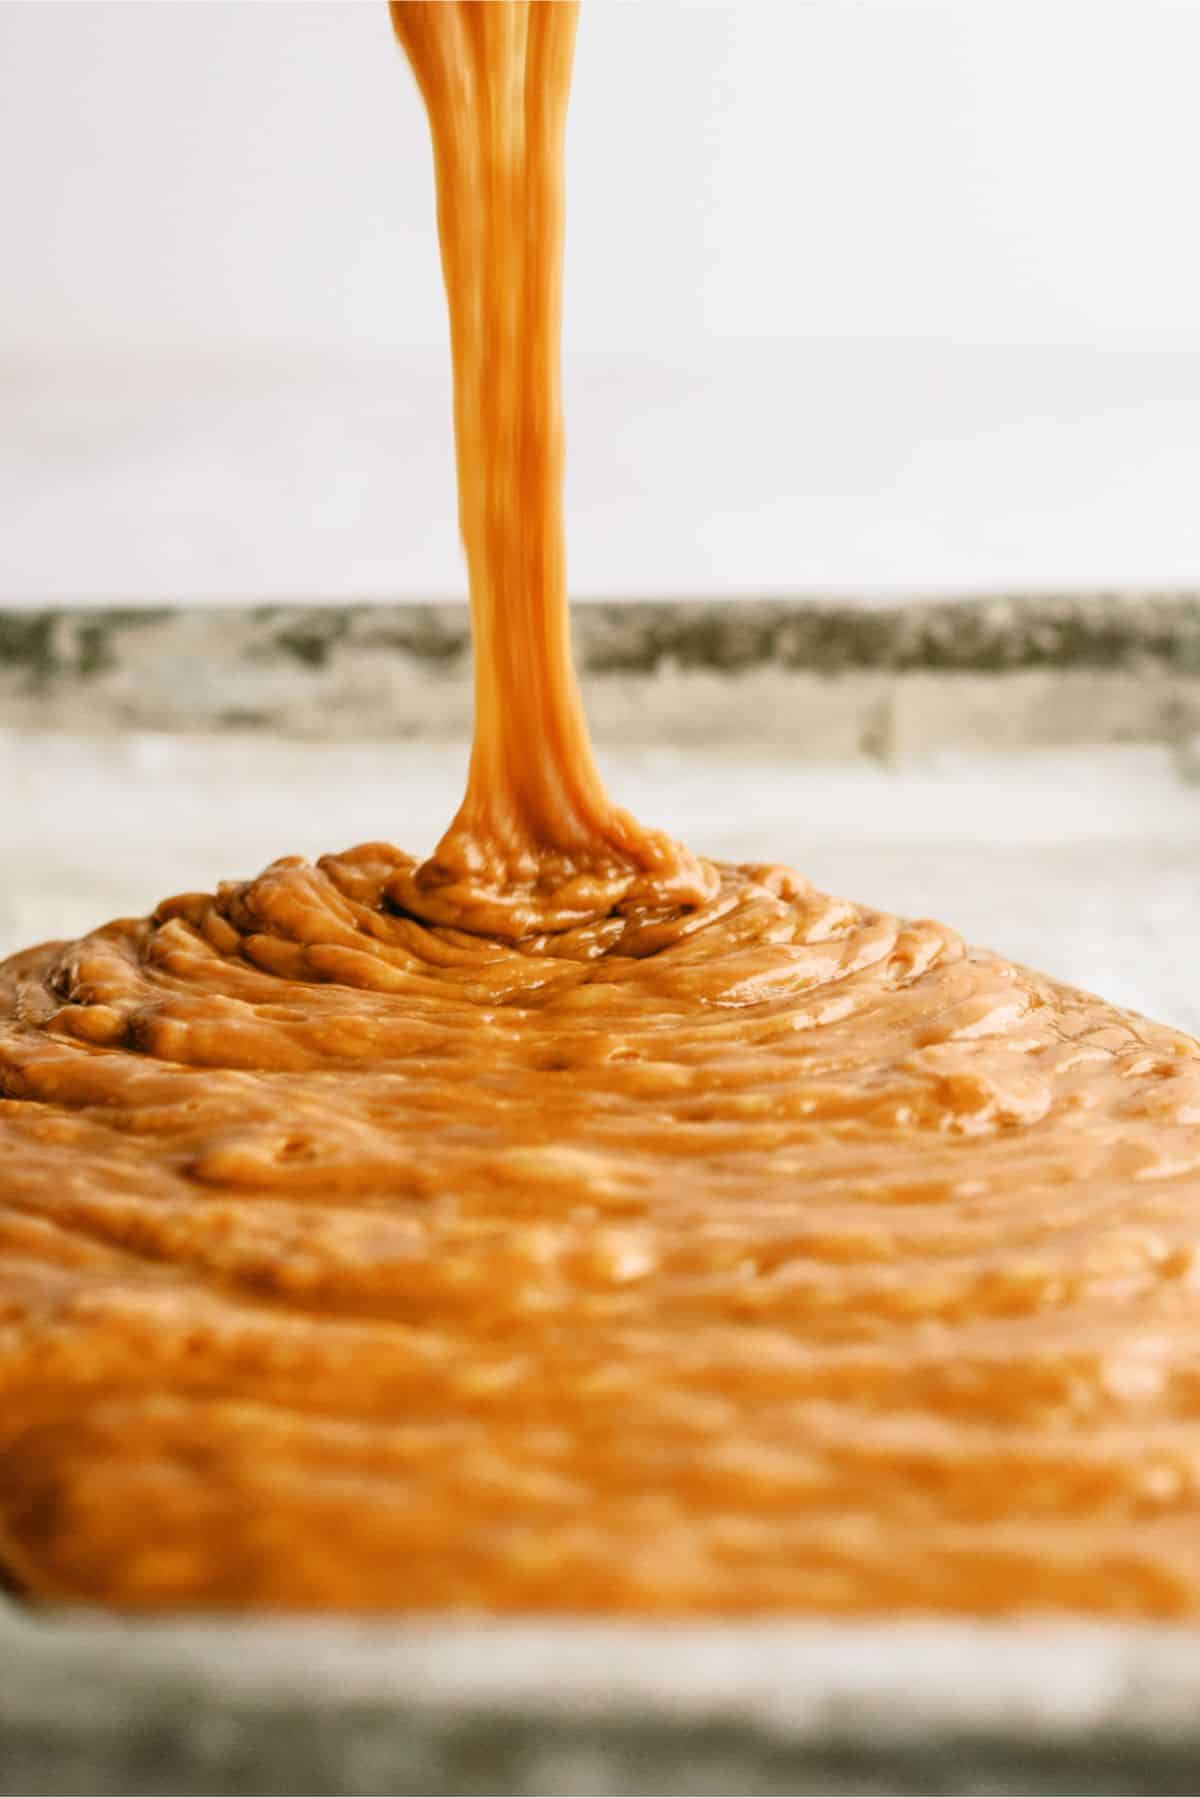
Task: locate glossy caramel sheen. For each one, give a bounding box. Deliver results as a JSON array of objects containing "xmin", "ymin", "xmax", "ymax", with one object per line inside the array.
[
  {"xmin": 4, "ymin": 854, "xmax": 1200, "ymax": 1609},
  {"xmin": 3, "ymin": 1, "xmax": 1200, "ymax": 1613},
  {"xmin": 387, "ymin": 0, "xmax": 714, "ymax": 938}
]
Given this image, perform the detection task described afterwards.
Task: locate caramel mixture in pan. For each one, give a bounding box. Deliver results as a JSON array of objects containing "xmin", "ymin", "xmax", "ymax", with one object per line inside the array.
[{"xmin": 3, "ymin": 1, "xmax": 1200, "ymax": 1613}]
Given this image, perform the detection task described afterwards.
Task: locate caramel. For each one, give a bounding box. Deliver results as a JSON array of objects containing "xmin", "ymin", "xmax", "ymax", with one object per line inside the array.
[{"xmin": 2, "ymin": 2, "xmax": 1200, "ymax": 1613}]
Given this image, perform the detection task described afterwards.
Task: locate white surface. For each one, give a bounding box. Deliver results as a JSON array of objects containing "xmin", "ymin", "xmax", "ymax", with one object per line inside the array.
[
  {"xmin": 3, "ymin": 736, "xmax": 1196, "ymax": 1037},
  {"xmin": 8, "ymin": 1, "xmax": 1200, "ymax": 357},
  {"xmin": 8, "ymin": 345, "xmax": 1200, "ymax": 603},
  {"xmin": 5, "ymin": 1, "xmax": 1200, "ymax": 601}
]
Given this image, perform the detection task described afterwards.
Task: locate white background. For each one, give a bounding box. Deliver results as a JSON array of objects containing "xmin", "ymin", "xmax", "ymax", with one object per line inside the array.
[{"xmin": 5, "ymin": 0, "xmax": 1200, "ymax": 602}]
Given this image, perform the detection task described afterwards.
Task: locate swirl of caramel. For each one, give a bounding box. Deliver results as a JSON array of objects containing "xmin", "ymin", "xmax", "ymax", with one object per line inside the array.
[{"xmin": 4, "ymin": 849, "xmax": 1200, "ymax": 1610}]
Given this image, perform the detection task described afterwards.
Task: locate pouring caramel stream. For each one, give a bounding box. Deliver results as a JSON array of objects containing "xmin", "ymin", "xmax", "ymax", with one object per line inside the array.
[
  {"xmin": 388, "ymin": 0, "xmax": 714, "ymax": 938},
  {"xmin": 2, "ymin": 2, "xmax": 1200, "ymax": 1613}
]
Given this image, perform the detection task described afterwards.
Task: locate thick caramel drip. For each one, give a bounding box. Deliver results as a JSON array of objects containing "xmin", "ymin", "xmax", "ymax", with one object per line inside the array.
[{"xmin": 387, "ymin": 1, "xmax": 716, "ymax": 937}]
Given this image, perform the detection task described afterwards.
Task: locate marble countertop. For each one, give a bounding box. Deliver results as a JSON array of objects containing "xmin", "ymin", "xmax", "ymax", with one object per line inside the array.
[{"xmin": 6, "ymin": 1612, "xmax": 1200, "ymax": 1796}]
